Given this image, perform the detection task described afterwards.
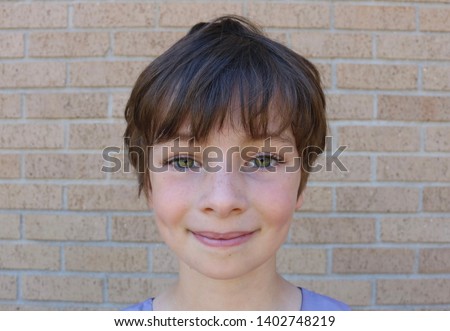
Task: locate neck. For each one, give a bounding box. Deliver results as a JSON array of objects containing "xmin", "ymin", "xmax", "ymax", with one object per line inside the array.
[{"xmin": 154, "ymin": 256, "xmax": 301, "ymax": 310}]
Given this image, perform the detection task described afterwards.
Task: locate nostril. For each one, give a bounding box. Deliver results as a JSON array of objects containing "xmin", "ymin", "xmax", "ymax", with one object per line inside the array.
[{"xmin": 197, "ymin": 166, "xmax": 248, "ymax": 218}]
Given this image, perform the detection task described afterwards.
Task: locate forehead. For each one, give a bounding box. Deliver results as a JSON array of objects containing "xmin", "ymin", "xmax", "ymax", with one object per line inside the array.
[
  {"xmin": 151, "ymin": 82, "xmax": 300, "ymax": 148},
  {"xmin": 173, "ymin": 119, "xmax": 296, "ymax": 146}
]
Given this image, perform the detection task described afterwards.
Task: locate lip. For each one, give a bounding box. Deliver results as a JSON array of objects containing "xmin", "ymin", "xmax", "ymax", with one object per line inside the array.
[{"xmin": 191, "ymin": 231, "xmax": 256, "ymax": 248}]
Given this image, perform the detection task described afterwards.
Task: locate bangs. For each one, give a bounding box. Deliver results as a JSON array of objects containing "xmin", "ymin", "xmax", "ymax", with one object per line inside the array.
[
  {"xmin": 152, "ymin": 58, "xmax": 299, "ymax": 144},
  {"xmin": 130, "ymin": 17, "xmax": 322, "ymax": 149}
]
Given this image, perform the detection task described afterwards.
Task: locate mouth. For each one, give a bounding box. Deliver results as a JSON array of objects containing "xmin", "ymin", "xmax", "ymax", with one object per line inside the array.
[{"xmin": 190, "ymin": 230, "xmax": 256, "ymax": 248}]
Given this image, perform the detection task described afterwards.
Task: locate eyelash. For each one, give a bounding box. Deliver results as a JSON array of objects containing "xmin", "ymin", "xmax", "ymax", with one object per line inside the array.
[
  {"xmin": 163, "ymin": 156, "xmax": 201, "ymax": 171},
  {"xmin": 163, "ymin": 154, "xmax": 285, "ymax": 171},
  {"xmin": 245, "ymin": 154, "xmax": 285, "ymax": 169}
]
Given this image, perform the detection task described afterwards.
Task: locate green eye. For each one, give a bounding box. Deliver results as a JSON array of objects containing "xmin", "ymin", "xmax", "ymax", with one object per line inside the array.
[
  {"xmin": 169, "ymin": 157, "xmax": 199, "ymax": 171},
  {"xmin": 248, "ymin": 155, "xmax": 281, "ymax": 169},
  {"xmin": 177, "ymin": 158, "xmax": 194, "ymax": 168},
  {"xmin": 254, "ymin": 155, "xmax": 273, "ymax": 168}
]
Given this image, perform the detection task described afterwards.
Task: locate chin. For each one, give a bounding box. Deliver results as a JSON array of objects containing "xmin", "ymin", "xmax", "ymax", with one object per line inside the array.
[
  {"xmin": 197, "ymin": 267, "xmax": 250, "ymax": 281},
  {"xmin": 187, "ymin": 256, "xmax": 266, "ymax": 281}
]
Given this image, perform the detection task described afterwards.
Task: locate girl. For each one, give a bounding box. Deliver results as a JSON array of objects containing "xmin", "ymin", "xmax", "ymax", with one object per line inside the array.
[{"xmin": 123, "ymin": 15, "xmax": 349, "ymax": 311}]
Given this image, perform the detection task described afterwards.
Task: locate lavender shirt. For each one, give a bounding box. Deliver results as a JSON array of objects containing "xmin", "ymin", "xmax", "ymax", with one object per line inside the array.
[{"xmin": 124, "ymin": 287, "xmax": 350, "ymax": 311}]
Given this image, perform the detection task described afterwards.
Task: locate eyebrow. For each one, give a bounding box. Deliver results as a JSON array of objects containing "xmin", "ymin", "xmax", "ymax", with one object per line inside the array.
[
  {"xmin": 169, "ymin": 132, "xmax": 295, "ymax": 146},
  {"xmin": 175, "ymin": 133, "xmax": 196, "ymax": 141},
  {"xmin": 241, "ymin": 131, "xmax": 296, "ymax": 145}
]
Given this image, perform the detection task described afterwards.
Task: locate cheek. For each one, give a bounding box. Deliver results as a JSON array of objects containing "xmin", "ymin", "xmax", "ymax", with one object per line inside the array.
[
  {"xmin": 151, "ymin": 174, "xmax": 192, "ymax": 224},
  {"xmin": 253, "ymin": 178, "xmax": 299, "ymax": 226}
]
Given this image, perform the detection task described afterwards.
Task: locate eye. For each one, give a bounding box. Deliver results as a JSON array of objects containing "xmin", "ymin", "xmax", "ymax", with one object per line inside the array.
[
  {"xmin": 166, "ymin": 156, "xmax": 200, "ymax": 171},
  {"xmin": 246, "ymin": 154, "xmax": 283, "ymax": 169}
]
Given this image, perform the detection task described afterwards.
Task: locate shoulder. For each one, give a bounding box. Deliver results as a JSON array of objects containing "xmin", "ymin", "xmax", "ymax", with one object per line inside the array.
[
  {"xmin": 300, "ymin": 288, "xmax": 351, "ymax": 311},
  {"xmin": 122, "ymin": 298, "xmax": 154, "ymax": 311}
]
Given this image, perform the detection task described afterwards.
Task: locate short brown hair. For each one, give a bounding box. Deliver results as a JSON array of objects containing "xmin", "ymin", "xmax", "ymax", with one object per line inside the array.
[{"xmin": 124, "ymin": 15, "xmax": 327, "ymax": 198}]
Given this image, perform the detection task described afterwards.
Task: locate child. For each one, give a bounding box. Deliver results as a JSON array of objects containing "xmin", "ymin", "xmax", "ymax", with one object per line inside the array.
[{"xmin": 123, "ymin": 15, "xmax": 349, "ymax": 311}]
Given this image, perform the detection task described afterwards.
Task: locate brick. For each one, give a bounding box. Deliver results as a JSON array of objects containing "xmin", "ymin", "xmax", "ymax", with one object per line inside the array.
[
  {"xmin": 420, "ymin": 8, "xmax": 450, "ymax": 32},
  {"xmin": 378, "ymin": 34, "xmax": 450, "ymax": 60},
  {"xmin": 326, "ymin": 94, "xmax": 373, "ymax": 120},
  {"xmin": 378, "ymin": 156, "xmax": 450, "ymax": 182},
  {"xmin": 339, "ymin": 126, "xmax": 420, "ymax": 152},
  {"xmin": 69, "ymin": 123, "xmax": 124, "ymax": 150},
  {"xmin": 336, "ymin": 187, "xmax": 419, "ymax": 213},
  {"xmin": 292, "ymin": 32, "xmax": 371, "ymax": 59},
  {"xmin": 23, "ymin": 275, "xmax": 102, "ymax": 303},
  {"xmin": 73, "ymin": 3, "xmax": 154, "ymax": 28},
  {"xmin": 247, "ymin": 2, "xmax": 329, "ymax": 28},
  {"xmin": 115, "ymin": 31, "xmax": 185, "ymax": 57},
  {"xmin": 0, "ymin": 94, "xmax": 20, "ymax": 118},
  {"xmin": 0, "ymin": 3, "xmax": 67, "ymax": 28},
  {"xmin": 108, "ymin": 277, "xmax": 174, "ymax": 304},
  {"xmin": 423, "ymin": 187, "xmax": 450, "ymax": 212},
  {"xmin": 277, "ymin": 247, "xmax": 327, "ymax": 274},
  {"xmin": 0, "ymin": 304, "xmax": 97, "ymax": 311},
  {"xmin": 266, "ymin": 32, "xmax": 288, "ymax": 46},
  {"xmin": 309, "ymin": 155, "xmax": 371, "ymax": 182},
  {"xmin": 25, "ymin": 153, "xmax": 105, "ymax": 179},
  {"xmin": 0, "ymin": 154, "xmax": 20, "ymax": 178},
  {"xmin": 382, "ymin": 218, "xmax": 450, "ymax": 243},
  {"xmin": 335, "ymin": 4, "xmax": 415, "ymax": 31},
  {"xmin": 295, "ymin": 280, "xmax": 371, "ymax": 306},
  {"xmin": 67, "ymin": 185, "xmax": 147, "ymax": 211},
  {"xmin": 112, "ymin": 93, "xmax": 130, "ymax": 118},
  {"xmin": 377, "ymin": 279, "xmax": 450, "ymax": 305},
  {"xmin": 420, "ymin": 249, "xmax": 450, "ymax": 274},
  {"xmin": 0, "ymin": 244, "xmax": 59, "ymax": 270},
  {"xmin": 337, "ymin": 64, "xmax": 417, "ymax": 90},
  {"xmin": 152, "ymin": 246, "xmax": 178, "ymax": 273},
  {"xmin": 0, "ymin": 276, "xmax": 16, "ymax": 300},
  {"xmin": 0, "ymin": 63, "xmax": 65, "ymax": 88},
  {"xmin": 314, "ymin": 63, "xmax": 332, "ymax": 89},
  {"xmin": 108, "ymin": 153, "xmax": 137, "ymax": 181},
  {"xmin": 0, "ymin": 124, "xmax": 64, "ymax": 149},
  {"xmin": 65, "ymin": 246, "xmax": 147, "ymax": 273},
  {"xmin": 160, "ymin": 3, "xmax": 242, "ymax": 27},
  {"xmin": 299, "ymin": 186, "xmax": 332, "ymax": 212},
  {"xmin": 27, "ymin": 93, "xmax": 108, "ymax": 119},
  {"xmin": 423, "ymin": 66, "xmax": 450, "ymax": 91},
  {"xmin": 379, "ymin": 95, "xmax": 450, "ymax": 122},
  {"xmin": 426, "ymin": 127, "xmax": 450, "ymax": 152},
  {"xmin": 29, "ymin": 32, "xmax": 109, "ymax": 58},
  {"xmin": 24, "ymin": 214, "xmax": 107, "ymax": 241},
  {"xmin": 3, "ymin": 304, "xmax": 112, "ymax": 311},
  {"xmin": 0, "ymin": 33, "xmax": 24, "ymax": 58},
  {"xmin": 70, "ymin": 61, "xmax": 147, "ymax": 87},
  {"xmin": 0, "ymin": 184, "xmax": 62, "ymax": 209},
  {"xmin": 290, "ymin": 217, "xmax": 376, "ymax": 244},
  {"xmin": 0, "ymin": 305, "xmax": 26, "ymax": 311},
  {"xmin": 111, "ymin": 216, "xmax": 162, "ymax": 242},
  {"xmin": 333, "ymin": 248, "xmax": 415, "ymax": 274},
  {"xmin": 0, "ymin": 214, "xmax": 20, "ymax": 239}
]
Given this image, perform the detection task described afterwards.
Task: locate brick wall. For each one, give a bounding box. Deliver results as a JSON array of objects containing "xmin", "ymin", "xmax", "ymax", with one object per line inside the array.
[{"xmin": 0, "ymin": 0, "xmax": 449, "ymax": 310}]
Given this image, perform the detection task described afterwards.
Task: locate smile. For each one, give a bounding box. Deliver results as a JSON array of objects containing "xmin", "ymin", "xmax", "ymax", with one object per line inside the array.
[{"xmin": 191, "ymin": 231, "xmax": 256, "ymax": 248}]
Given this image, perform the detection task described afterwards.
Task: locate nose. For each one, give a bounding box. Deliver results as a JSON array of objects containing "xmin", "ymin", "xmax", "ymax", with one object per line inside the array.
[{"xmin": 198, "ymin": 168, "xmax": 248, "ymax": 219}]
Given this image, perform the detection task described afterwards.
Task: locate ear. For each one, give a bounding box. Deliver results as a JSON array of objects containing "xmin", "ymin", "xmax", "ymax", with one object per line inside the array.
[{"xmin": 295, "ymin": 190, "xmax": 305, "ymax": 211}]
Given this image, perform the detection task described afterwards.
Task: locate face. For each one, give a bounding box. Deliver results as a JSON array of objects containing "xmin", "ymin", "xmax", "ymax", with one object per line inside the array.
[{"xmin": 147, "ymin": 121, "xmax": 304, "ymax": 280}]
